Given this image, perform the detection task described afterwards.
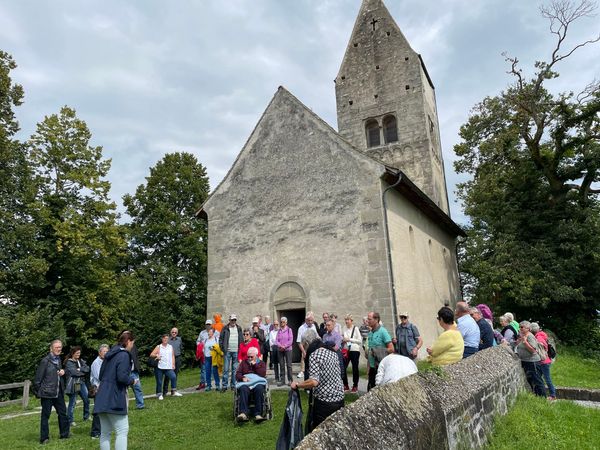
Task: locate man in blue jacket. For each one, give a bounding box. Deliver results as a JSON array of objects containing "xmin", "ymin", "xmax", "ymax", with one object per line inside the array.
[
  {"xmin": 470, "ymin": 307, "xmax": 495, "ymax": 350},
  {"xmin": 34, "ymin": 339, "xmax": 70, "ymax": 444}
]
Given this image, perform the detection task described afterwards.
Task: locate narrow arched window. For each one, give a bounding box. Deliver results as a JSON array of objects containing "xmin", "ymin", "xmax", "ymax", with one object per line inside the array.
[
  {"xmin": 366, "ymin": 119, "xmax": 380, "ymax": 147},
  {"xmin": 383, "ymin": 115, "xmax": 398, "ymax": 143}
]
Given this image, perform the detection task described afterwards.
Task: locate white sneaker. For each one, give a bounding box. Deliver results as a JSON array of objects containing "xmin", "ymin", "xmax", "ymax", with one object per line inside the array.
[
  {"xmin": 297, "ymin": 372, "xmax": 303, "ymax": 378},
  {"xmin": 172, "ymin": 391, "xmax": 183, "ymax": 397},
  {"xmin": 157, "ymin": 394, "xmax": 164, "ymax": 400}
]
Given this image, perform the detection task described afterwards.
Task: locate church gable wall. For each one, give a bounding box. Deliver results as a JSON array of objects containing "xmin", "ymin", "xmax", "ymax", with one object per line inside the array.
[{"xmin": 204, "ymin": 90, "xmax": 393, "ymax": 324}]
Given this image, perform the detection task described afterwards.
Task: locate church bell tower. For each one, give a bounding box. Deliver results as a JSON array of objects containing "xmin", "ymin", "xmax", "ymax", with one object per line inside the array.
[{"xmin": 336, "ymin": 0, "xmax": 450, "ymax": 213}]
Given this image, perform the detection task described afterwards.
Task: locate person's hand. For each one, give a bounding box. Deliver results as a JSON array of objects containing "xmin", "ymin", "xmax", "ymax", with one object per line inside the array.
[
  {"xmin": 58, "ymin": 369, "xmax": 65, "ymax": 376},
  {"xmin": 290, "ymin": 381, "xmax": 298, "ymax": 390},
  {"xmin": 242, "ymin": 377, "xmax": 249, "ymax": 382},
  {"xmin": 342, "ymin": 337, "xmax": 349, "ymax": 343},
  {"xmin": 426, "ymin": 347, "xmax": 432, "ymax": 355},
  {"xmin": 411, "ymin": 348, "xmax": 418, "ymax": 356},
  {"xmin": 133, "ymin": 378, "xmax": 139, "ymax": 385},
  {"xmin": 392, "ymin": 338, "xmax": 397, "ymax": 344}
]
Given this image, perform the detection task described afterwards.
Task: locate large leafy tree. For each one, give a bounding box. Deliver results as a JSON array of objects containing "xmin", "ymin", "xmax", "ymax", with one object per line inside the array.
[
  {"xmin": 26, "ymin": 106, "xmax": 128, "ymax": 349},
  {"xmin": 123, "ymin": 152, "xmax": 209, "ymax": 363},
  {"xmin": 454, "ymin": 0, "xmax": 600, "ymax": 343}
]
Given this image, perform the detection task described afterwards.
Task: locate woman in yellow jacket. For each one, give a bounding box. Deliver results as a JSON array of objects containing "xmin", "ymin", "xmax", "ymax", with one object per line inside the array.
[
  {"xmin": 211, "ymin": 341, "xmax": 224, "ymax": 378},
  {"xmin": 427, "ymin": 307, "xmax": 464, "ymax": 366}
]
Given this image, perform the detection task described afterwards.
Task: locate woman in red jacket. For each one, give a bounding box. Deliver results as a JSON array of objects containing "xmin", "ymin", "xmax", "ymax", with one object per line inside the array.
[{"xmin": 238, "ymin": 328, "xmax": 261, "ymax": 362}]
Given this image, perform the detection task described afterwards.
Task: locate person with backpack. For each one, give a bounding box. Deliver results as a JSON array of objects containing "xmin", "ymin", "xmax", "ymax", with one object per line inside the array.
[
  {"xmin": 499, "ymin": 314, "xmax": 519, "ymax": 345},
  {"xmin": 514, "ymin": 321, "xmax": 546, "ymax": 397},
  {"xmin": 393, "ymin": 312, "xmax": 423, "ymax": 360},
  {"xmin": 531, "ymin": 322, "xmax": 557, "ymax": 400}
]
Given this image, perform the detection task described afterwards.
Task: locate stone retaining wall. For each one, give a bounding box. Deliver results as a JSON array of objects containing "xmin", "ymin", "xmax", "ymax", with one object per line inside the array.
[
  {"xmin": 297, "ymin": 346, "xmax": 527, "ymax": 450},
  {"xmin": 556, "ymin": 386, "xmax": 600, "ymax": 402}
]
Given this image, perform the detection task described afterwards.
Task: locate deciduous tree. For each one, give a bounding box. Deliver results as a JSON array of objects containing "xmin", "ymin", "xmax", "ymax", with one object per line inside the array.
[{"xmin": 454, "ymin": 0, "xmax": 600, "ymax": 343}]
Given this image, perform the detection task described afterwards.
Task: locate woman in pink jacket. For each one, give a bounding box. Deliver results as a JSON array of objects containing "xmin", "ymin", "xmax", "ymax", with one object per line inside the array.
[
  {"xmin": 276, "ymin": 317, "xmax": 294, "ymax": 386},
  {"xmin": 531, "ymin": 322, "xmax": 556, "ymax": 400}
]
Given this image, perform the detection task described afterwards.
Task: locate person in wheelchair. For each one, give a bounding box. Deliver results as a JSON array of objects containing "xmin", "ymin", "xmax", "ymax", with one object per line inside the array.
[{"xmin": 235, "ymin": 347, "xmax": 267, "ymax": 422}]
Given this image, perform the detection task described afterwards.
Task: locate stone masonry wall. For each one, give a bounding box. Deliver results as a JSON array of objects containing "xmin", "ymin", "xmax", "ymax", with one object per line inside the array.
[{"xmin": 296, "ymin": 346, "xmax": 527, "ymax": 450}]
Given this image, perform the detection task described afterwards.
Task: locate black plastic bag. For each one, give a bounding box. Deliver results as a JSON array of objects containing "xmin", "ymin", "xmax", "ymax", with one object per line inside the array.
[{"xmin": 276, "ymin": 389, "xmax": 304, "ymax": 450}]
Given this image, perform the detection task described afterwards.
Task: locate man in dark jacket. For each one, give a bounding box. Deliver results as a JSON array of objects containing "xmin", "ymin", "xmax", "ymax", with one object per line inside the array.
[
  {"xmin": 34, "ymin": 339, "xmax": 70, "ymax": 444},
  {"xmin": 219, "ymin": 314, "xmax": 243, "ymax": 391},
  {"xmin": 471, "ymin": 308, "xmax": 495, "ymax": 350},
  {"xmin": 235, "ymin": 347, "xmax": 267, "ymax": 422}
]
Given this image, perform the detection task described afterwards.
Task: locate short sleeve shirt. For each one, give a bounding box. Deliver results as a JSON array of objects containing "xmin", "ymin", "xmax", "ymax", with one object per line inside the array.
[
  {"xmin": 308, "ymin": 347, "xmax": 344, "ymax": 403},
  {"xmin": 368, "ymin": 326, "xmax": 392, "ymax": 368}
]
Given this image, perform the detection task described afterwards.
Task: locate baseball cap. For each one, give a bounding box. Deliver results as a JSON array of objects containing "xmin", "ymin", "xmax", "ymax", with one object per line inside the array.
[
  {"xmin": 252, "ymin": 316, "xmax": 259, "ymax": 323},
  {"xmin": 205, "ymin": 319, "xmax": 213, "ymax": 325},
  {"xmin": 229, "ymin": 313, "xmax": 237, "ymax": 320},
  {"xmin": 399, "ymin": 312, "xmax": 409, "ymax": 317}
]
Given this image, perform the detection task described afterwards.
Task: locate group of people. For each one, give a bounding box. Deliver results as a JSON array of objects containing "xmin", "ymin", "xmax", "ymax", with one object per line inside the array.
[
  {"xmin": 33, "ymin": 304, "xmax": 557, "ymax": 446},
  {"xmin": 34, "ymin": 331, "xmax": 138, "ymax": 448},
  {"xmin": 424, "ymin": 302, "xmax": 556, "ymax": 399}
]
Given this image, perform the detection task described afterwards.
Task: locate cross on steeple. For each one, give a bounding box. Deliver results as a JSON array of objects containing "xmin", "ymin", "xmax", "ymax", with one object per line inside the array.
[{"xmin": 370, "ymin": 17, "xmax": 379, "ymax": 31}]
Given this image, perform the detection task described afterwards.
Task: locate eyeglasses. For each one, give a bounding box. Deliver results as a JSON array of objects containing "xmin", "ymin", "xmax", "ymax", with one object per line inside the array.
[
  {"xmin": 399, "ymin": 316, "xmax": 407, "ymax": 319},
  {"xmin": 243, "ymin": 333, "xmax": 250, "ymax": 335}
]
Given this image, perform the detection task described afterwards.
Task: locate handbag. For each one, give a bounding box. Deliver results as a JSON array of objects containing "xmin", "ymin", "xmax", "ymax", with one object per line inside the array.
[
  {"xmin": 370, "ymin": 347, "xmax": 388, "ymax": 367},
  {"xmin": 65, "ymin": 377, "xmax": 81, "ymax": 395},
  {"xmin": 341, "ymin": 348, "xmax": 350, "ymax": 363},
  {"xmin": 88, "ymin": 384, "xmax": 97, "ymax": 398},
  {"xmin": 148, "ymin": 355, "xmax": 159, "ymax": 368}
]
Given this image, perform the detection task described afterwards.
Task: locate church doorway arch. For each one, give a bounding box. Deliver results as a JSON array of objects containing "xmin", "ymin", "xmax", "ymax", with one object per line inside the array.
[{"xmin": 272, "ymin": 280, "xmax": 308, "ymax": 363}]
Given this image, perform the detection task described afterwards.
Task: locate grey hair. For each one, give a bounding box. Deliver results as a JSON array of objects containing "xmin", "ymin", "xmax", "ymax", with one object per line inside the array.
[
  {"xmin": 519, "ymin": 320, "xmax": 531, "ymax": 331},
  {"xmin": 505, "ymin": 312, "xmax": 514, "ymax": 322},
  {"xmin": 499, "ymin": 315, "xmax": 509, "ymax": 325},
  {"xmin": 530, "ymin": 322, "xmax": 540, "ymax": 333},
  {"xmin": 305, "ymin": 311, "xmax": 314, "ymax": 320},
  {"xmin": 247, "ymin": 347, "xmax": 259, "ymax": 357},
  {"xmin": 280, "ymin": 316, "xmax": 287, "ymax": 323},
  {"xmin": 301, "ymin": 328, "xmax": 320, "ymax": 348},
  {"xmin": 98, "ymin": 344, "xmax": 109, "ymax": 352},
  {"xmin": 469, "ymin": 307, "xmax": 480, "ymax": 315}
]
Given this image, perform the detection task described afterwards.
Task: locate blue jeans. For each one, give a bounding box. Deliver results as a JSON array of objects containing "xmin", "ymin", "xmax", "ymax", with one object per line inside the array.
[
  {"xmin": 222, "ymin": 351, "xmax": 238, "ymax": 388},
  {"xmin": 99, "ymin": 413, "xmax": 128, "ymax": 450},
  {"xmin": 199, "ymin": 359, "xmax": 206, "ymax": 385},
  {"xmin": 463, "ymin": 346, "xmax": 478, "ymax": 358},
  {"xmin": 67, "ymin": 381, "xmax": 89, "ymax": 423},
  {"xmin": 154, "ymin": 368, "xmax": 177, "ymax": 394},
  {"xmin": 204, "ymin": 357, "xmax": 220, "ymax": 389},
  {"xmin": 522, "ymin": 361, "xmax": 546, "ymax": 397},
  {"xmin": 131, "ymin": 371, "xmax": 144, "ymax": 408},
  {"xmin": 539, "ymin": 362, "xmax": 556, "ymax": 397}
]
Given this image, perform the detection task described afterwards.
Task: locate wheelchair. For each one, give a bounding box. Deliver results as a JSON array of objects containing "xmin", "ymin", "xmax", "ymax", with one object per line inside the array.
[{"xmin": 232, "ymin": 382, "xmax": 273, "ymax": 423}]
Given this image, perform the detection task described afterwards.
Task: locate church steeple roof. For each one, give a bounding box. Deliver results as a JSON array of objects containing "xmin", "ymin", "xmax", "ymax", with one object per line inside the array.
[{"xmin": 336, "ymin": 0, "xmax": 415, "ymax": 81}]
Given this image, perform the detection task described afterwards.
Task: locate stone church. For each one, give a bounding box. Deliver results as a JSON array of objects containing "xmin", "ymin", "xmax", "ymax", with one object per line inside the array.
[{"xmin": 198, "ymin": 0, "xmax": 465, "ymax": 359}]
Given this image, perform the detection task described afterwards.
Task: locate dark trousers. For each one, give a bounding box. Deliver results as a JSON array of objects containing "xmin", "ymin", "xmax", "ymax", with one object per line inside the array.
[
  {"xmin": 90, "ymin": 413, "xmax": 101, "ymax": 437},
  {"xmin": 522, "ymin": 361, "xmax": 547, "ymax": 397},
  {"xmin": 463, "ymin": 346, "xmax": 478, "ymax": 358},
  {"xmin": 367, "ymin": 365, "xmax": 376, "ymax": 391},
  {"xmin": 342, "ymin": 351, "xmax": 360, "ymax": 388},
  {"xmin": 270, "ymin": 345, "xmax": 280, "ymax": 381},
  {"xmin": 162, "ymin": 355, "xmax": 181, "ymax": 394},
  {"xmin": 40, "ymin": 396, "xmax": 70, "ymax": 442},
  {"xmin": 309, "ymin": 398, "xmax": 344, "ymax": 432},
  {"xmin": 238, "ymin": 384, "xmax": 265, "ymax": 416},
  {"xmin": 279, "ymin": 349, "xmax": 293, "ymax": 383}
]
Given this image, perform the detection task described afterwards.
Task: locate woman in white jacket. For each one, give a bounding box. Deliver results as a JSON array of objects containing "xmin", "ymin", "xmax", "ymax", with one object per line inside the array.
[{"xmin": 342, "ymin": 315, "xmax": 363, "ymax": 393}]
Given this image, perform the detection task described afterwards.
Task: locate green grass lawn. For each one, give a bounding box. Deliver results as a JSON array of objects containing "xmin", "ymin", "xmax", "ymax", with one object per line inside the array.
[
  {"xmin": 485, "ymin": 392, "xmax": 600, "ymax": 450},
  {"xmin": 551, "ymin": 346, "xmax": 600, "ymax": 389}
]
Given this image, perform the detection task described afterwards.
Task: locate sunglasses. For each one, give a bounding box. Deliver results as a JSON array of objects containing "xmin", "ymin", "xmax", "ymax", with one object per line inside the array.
[{"xmin": 399, "ymin": 316, "xmax": 407, "ymax": 319}]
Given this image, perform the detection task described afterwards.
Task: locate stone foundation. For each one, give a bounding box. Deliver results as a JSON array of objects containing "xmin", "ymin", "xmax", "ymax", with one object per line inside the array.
[{"xmin": 296, "ymin": 346, "xmax": 527, "ymax": 450}]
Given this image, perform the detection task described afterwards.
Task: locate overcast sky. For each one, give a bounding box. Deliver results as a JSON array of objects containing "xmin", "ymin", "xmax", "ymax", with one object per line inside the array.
[{"xmin": 2, "ymin": 0, "xmax": 598, "ymax": 224}]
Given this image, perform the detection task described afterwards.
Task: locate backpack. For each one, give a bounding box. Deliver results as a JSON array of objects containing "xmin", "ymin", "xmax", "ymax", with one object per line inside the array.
[
  {"xmin": 535, "ymin": 339, "xmax": 548, "ymax": 361},
  {"xmin": 547, "ymin": 341, "xmax": 557, "ymax": 359}
]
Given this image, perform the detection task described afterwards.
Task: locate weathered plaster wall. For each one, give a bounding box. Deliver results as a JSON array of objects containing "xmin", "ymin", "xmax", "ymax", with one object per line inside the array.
[
  {"xmin": 297, "ymin": 346, "xmax": 527, "ymax": 450},
  {"xmin": 203, "ymin": 89, "xmax": 396, "ymax": 326},
  {"xmin": 385, "ymin": 185, "xmax": 461, "ymax": 358}
]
